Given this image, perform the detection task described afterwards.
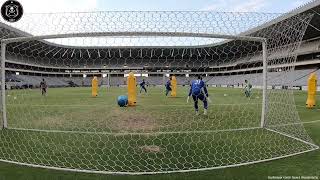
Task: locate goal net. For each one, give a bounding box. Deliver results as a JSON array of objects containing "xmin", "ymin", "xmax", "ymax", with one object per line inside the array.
[{"xmin": 0, "ymin": 11, "xmax": 318, "ymax": 174}]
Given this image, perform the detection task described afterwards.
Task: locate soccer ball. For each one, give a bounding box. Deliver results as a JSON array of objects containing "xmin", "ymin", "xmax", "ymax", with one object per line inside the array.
[{"xmin": 117, "ymin": 95, "xmax": 128, "ymax": 107}]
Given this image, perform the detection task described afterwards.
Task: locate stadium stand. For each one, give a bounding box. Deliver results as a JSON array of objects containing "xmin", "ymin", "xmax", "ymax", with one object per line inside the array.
[{"xmin": 5, "ymin": 68, "xmax": 319, "ymax": 90}]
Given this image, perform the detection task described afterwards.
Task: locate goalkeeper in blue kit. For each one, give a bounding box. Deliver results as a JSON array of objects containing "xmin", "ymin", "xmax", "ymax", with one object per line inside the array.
[
  {"xmin": 165, "ymin": 77, "xmax": 172, "ymax": 96},
  {"xmin": 187, "ymin": 76, "xmax": 210, "ymax": 115},
  {"xmin": 139, "ymin": 79, "xmax": 147, "ymax": 94}
]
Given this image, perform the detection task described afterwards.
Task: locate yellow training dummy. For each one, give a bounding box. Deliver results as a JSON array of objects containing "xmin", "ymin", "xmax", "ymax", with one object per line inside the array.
[
  {"xmin": 92, "ymin": 76, "xmax": 98, "ymax": 97},
  {"xmin": 171, "ymin": 75, "xmax": 177, "ymax": 97},
  {"xmin": 127, "ymin": 72, "xmax": 137, "ymax": 106},
  {"xmin": 306, "ymin": 72, "xmax": 317, "ymax": 108}
]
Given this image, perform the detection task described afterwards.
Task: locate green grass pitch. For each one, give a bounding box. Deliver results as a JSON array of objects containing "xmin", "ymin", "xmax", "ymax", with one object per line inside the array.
[{"xmin": 0, "ymin": 87, "xmax": 319, "ymax": 180}]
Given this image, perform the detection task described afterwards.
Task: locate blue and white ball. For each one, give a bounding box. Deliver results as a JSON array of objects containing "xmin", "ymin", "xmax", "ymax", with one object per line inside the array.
[{"xmin": 117, "ymin": 95, "xmax": 128, "ymax": 107}]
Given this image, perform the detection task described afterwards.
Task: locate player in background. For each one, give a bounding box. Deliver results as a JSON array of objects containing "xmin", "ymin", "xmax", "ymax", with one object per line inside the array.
[
  {"xmin": 40, "ymin": 78, "xmax": 47, "ymax": 96},
  {"xmin": 244, "ymin": 79, "xmax": 252, "ymax": 98},
  {"xmin": 187, "ymin": 76, "xmax": 209, "ymax": 115},
  {"xmin": 165, "ymin": 76, "xmax": 172, "ymax": 96},
  {"xmin": 139, "ymin": 79, "xmax": 147, "ymax": 94}
]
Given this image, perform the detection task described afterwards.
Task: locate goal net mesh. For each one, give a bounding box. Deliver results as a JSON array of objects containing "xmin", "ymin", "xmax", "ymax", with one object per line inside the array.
[{"xmin": 0, "ymin": 11, "xmax": 318, "ymax": 174}]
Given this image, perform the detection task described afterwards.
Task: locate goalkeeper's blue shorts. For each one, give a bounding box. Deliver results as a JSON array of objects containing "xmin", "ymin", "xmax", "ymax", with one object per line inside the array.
[{"xmin": 192, "ymin": 93, "xmax": 208, "ymax": 110}]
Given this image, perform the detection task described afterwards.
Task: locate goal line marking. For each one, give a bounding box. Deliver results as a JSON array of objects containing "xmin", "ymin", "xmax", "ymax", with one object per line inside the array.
[
  {"xmin": 6, "ymin": 103, "xmax": 261, "ymax": 107},
  {"xmin": 7, "ymin": 119, "xmax": 319, "ymax": 136},
  {"xmin": 295, "ymin": 104, "xmax": 320, "ymax": 110},
  {"xmin": 265, "ymin": 119, "xmax": 320, "ymax": 129},
  {"xmin": 301, "ymin": 119, "xmax": 320, "ymax": 124},
  {"xmin": 8, "ymin": 126, "xmax": 261, "ymax": 136},
  {"xmin": 266, "ymin": 128, "xmax": 319, "ymax": 148}
]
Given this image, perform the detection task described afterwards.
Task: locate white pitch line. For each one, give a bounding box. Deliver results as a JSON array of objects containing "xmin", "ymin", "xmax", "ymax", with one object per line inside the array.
[
  {"xmin": 295, "ymin": 104, "xmax": 320, "ymax": 110},
  {"xmin": 302, "ymin": 119, "xmax": 320, "ymax": 124},
  {"xmin": 9, "ymin": 126, "xmax": 261, "ymax": 136},
  {"xmin": 267, "ymin": 119, "xmax": 320, "ymax": 128},
  {"xmin": 8, "ymin": 99, "xmax": 316, "ymax": 109},
  {"xmin": 272, "ymin": 103, "xmax": 320, "ymax": 111},
  {"xmin": 266, "ymin": 128, "xmax": 319, "ymax": 148},
  {"xmin": 7, "ymin": 103, "xmax": 261, "ymax": 107},
  {"xmin": 7, "ymin": 119, "xmax": 320, "ymax": 136}
]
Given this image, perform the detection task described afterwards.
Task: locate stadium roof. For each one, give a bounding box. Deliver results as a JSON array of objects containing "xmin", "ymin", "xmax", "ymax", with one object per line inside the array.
[
  {"xmin": 238, "ymin": 0, "xmax": 320, "ymax": 41},
  {"xmin": 0, "ymin": 1, "xmax": 319, "ymax": 67}
]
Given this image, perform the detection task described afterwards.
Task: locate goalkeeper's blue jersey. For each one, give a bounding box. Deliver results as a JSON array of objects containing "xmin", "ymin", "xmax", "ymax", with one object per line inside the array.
[
  {"xmin": 166, "ymin": 80, "xmax": 171, "ymax": 89},
  {"xmin": 188, "ymin": 80, "xmax": 208, "ymax": 96},
  {"xmin": 140, "ymin": 81, "xmax": 146, "ymax": 87}
]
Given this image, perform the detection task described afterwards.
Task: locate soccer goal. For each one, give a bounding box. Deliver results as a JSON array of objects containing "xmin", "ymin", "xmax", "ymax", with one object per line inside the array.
[{"xmin": 0, "ymin": 11, "xmax": 318, "ymax": 174}]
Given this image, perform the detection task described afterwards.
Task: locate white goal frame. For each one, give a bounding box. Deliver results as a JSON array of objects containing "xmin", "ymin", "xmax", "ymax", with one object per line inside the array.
[{"xmin": 9, "ymin": 31, "xmax": 320, "ymax": 175}]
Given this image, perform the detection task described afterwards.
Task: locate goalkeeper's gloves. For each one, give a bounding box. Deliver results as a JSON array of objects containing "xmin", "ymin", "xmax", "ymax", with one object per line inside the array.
[{"xmin": 187, "ymin": 96, "xmax": 190, "ymax": 103}]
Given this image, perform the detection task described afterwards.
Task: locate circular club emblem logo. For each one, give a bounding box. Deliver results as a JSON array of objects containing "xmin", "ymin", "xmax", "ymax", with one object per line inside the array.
[{"xmin": 1, "ymin": 0, "xmax": 23, "ymax": 22}]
